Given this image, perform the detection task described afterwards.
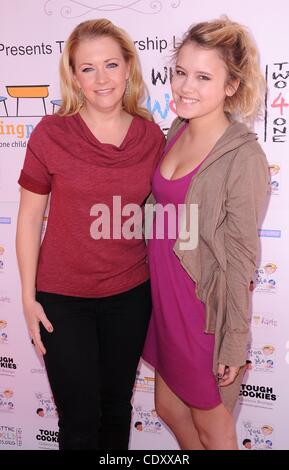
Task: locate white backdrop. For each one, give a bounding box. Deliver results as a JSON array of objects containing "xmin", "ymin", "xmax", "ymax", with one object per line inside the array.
[{"xmin": 0, "ymin": 0, "xmax": 288, "ymax": 450}]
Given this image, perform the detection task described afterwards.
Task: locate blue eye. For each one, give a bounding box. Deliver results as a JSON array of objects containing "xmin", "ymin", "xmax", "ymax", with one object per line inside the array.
[
  {"xmin": 107, "ymin": 63, "xmax": 118, "ymax": 69},
  {"xmin": 82, "ymin": 67, "xmax": 94, "ymax": 73}
]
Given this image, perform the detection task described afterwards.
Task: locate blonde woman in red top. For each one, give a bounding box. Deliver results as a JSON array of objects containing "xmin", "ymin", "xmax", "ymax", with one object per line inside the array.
[{"xmin": 16, "ymin": 19, "xmax": 165, "ymax": 450}]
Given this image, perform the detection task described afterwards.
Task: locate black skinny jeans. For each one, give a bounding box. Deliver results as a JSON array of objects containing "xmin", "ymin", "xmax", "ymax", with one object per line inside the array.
[{"xmin": 36, "ymin": 280, "xmax": 151, "ymax": 450}]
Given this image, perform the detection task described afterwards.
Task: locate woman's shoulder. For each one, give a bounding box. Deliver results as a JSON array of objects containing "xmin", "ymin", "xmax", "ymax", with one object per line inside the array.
[
  {"xmin": 228, "ymin": 126, "xmax": 269, "ymax": 184},
  {"xmin": 135, "ymin": 115, "xmax": 165, "ymax": 141},
  {"xmin": 38, "ymin": 113, "xmax": 72, "ymax": 129},
  {"xmin": 30, "ymin": 113, "xmax": 76, "ymax": 141},
  {"xmin": 221, "ymin": 121, "xmax": 267, "ymax": 164},
  {"xmin": 31, "ymin": 113, "xmax": 62, "ymax": 134},
  {"xmin": 137, "ymin": 114, "xmax": 159, "ymax": 130},
  {"xmin": 236, "ymin": 128, "xmax": 267, "ymax": 163}
]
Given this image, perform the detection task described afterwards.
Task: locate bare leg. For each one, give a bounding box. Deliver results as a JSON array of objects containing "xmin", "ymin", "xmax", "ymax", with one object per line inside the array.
[
  {"xmin": 155, "ymin": 372, "xmax": 205, "ymax": 450},
  {"xmin": 191, "ymin": 403, "xmax": 238, "ymax": 450}
]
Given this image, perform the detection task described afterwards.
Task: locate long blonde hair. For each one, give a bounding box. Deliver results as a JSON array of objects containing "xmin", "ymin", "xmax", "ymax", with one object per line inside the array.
[
  {"xmin": 174, "ymin": 16, "xmax": 266, "ymax": 122},
  {"xmin": 58, "ymin": 19, "xmax": 151, "ymax": 120}
]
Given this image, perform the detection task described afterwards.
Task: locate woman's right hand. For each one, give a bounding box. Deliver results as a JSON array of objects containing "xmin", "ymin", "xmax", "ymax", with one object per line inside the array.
[{"xmin": 23, "ymin": 299, "xmax": 53, "ymax": 355}]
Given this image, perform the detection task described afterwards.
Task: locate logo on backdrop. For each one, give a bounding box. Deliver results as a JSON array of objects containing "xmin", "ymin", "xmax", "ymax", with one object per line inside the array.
[
  {"xmin": 0, "ymin": 389, "xmax": 14, "ymax": 413},
  {"xmin": 0, "ymin": 293, "xmax": 11, "ymax": 304},
  {"xmin": 30, "ymin": 367, "xmax": 46, "ymax": 375},
  {"xmin": 0, "ymin": 82, "xmax": 51, "ymax": 118},
  {"xmin": 36, "ymin": 429, "xmax": 59, "ymax": 450},
  {"xmin": 133, "ymin": 405, "xmax": 163, "ymax": 434},
  {"xmin": 0, "ymin": 217, "xmax": 11, "ymax": 224},
  {"xmin": 0, "ymin": 425, "xmax": 22, "ymax": 447},
  {"xmin": 0, "ymin": 119, "xmax": 33, "ymax": 150},
  {"xmin": 241, "ymin": 421, "xmax": 274, "ymax": 450},
  {"xmin": 239, "ymin": 383, "xmax": 277, "ymax": 409},
  {"xmin": 247, "ymin": 344, "xmax": 276, "ymax": 373},
  {"xmin": 268, "ymin": 164, "xmax": 281, "ymax": 195},
  {"xmin": 250, "ymin": 312, "xmax": 278, "ymax": 330},
  {"xmin": 43, "ymin": 0, "xmax": 182, "ymax": 18},
  {"xmin": 0, "ymin": 356, "xmax": 17, "ymax": 377},
  {"xmin": 0, "ymin": 320, "xmax": 8, "ymax": 344},
  {"xmin": 254, "ymin": 263, "xmax": 278, "ymax": 294},
  {"xmin": 258, "ymin": 229, "xmax": 281, "ymax": 238},
  {"xmin": 134, "ymin": 369, "xmax": 155, "ymax": 394},
  {"xmin": 35, "ymin": 392, "xmax": 57, "ymax": 419},
  {"xmin": 30, "ymin": 354, "xmax": 46, "ymax": 375}
]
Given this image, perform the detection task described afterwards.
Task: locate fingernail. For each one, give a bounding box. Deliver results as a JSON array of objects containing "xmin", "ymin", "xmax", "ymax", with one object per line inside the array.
[
  {"xmin": 48, "ymin": 326, "xmax": 53, "ymax": 332},
  {"xmin": 217, "ymin": 373, "xmax": 223, "ymax": 379}
]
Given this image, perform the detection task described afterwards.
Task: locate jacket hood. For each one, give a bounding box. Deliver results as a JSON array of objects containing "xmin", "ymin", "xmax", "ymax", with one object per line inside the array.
[{"xmin": 198, "ymin": 121, "xmax": 258, "ymax": 174}]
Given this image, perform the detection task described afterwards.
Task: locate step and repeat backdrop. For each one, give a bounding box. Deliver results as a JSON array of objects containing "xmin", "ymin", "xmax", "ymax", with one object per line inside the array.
[{"xmin": 1, "ymin": 0, "xmax": 289, "ymax": 450}]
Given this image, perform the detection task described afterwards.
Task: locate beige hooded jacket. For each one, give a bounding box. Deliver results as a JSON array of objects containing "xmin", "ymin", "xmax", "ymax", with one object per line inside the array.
[{"xmin": 146, "ymin": 118, "xmax": 269, "ymax": 411}]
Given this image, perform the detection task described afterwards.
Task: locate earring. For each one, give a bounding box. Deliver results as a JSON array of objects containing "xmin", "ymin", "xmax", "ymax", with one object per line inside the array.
[
  {"xmin": 78, "ymin": 88, "xmax": 85, "ymax": 106},
  {"xmin": 125, "ymin": 79, "xmax": 130, "ymax": 97}
]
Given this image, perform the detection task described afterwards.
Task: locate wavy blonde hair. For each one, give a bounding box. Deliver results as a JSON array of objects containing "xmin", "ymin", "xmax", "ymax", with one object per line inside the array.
[
  {"xmin": 174, "ymin": 16, "xmax": 266, "ymax": 123},
  {"xmin": 58, "ymin": 18, "xmax": 151, "ymax": 120}
]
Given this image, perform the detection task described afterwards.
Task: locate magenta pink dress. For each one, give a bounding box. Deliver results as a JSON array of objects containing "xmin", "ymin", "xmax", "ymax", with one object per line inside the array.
[{"xmin": 142, "ymin": 123, "xmax": 221, "ymax": 409}]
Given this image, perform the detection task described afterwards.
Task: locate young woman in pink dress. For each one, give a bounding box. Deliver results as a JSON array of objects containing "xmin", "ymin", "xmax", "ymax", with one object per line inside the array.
[{"xmin": 143, "ymin": 17, "xmax": 269, "ymax": 450}]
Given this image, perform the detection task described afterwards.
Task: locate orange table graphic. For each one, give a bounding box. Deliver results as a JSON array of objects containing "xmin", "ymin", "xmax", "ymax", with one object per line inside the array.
[{"xmin": 6, "ymin": 85, "xmax": 49, "ymax": 116}]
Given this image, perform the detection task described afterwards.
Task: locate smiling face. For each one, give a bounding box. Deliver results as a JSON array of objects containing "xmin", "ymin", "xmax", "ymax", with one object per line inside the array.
[
  {"xmin": 263, "ymin": 345, "xmax": 274, "ymax": 355},
  {"xmin": 261, "ymin": 425, "xmax": 273, "ymax": 436},
  {"xmin": 172, "ymin": 42, "xmax": 238, "ymax": 122},
  {"xmin": 73, "ymin": 36, "xmax": 130, "ymax": 114}
]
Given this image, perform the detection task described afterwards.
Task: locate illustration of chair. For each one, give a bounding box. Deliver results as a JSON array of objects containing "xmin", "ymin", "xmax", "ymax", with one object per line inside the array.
[
  {"xmin": 6, "ymin": 85, "xmax": 49, "ymax": 116},
  {"xmin": 0, "ymin": 96, "xmax": 8, "ymax": 116},
  {"xmin": 50, "ymin": 99, "xmax": 62, "ymax": 113}
]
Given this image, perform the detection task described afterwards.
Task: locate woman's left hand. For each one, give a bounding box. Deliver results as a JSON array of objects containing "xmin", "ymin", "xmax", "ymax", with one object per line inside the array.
[{"xmin": 217, "ymin": 363, "xmax": 240, "ymax": 387}]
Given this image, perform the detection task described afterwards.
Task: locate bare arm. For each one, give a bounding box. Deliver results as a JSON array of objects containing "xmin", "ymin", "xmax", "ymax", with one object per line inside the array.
[{"xmin": 16, "ymin": 188, "xmax": 53, "ymax": 354}]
